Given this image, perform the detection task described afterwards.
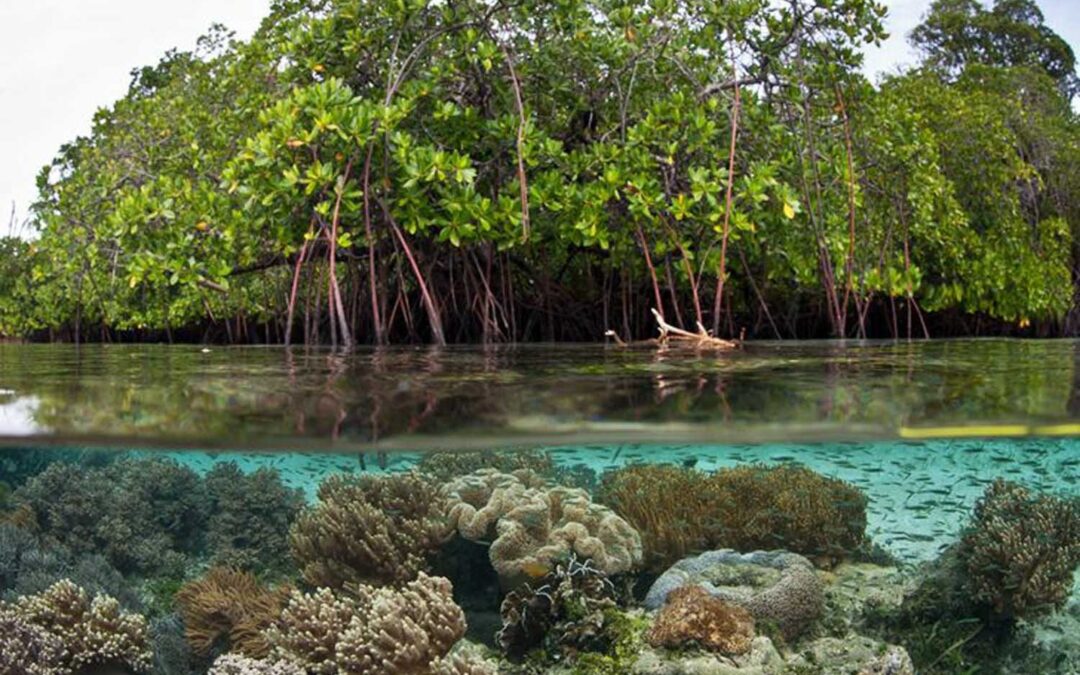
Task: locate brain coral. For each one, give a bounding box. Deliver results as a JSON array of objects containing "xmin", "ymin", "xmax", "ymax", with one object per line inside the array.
[
  {"xmin": 264, "ymin": 572, "xmax": 467, "ymax": 674},
  {"xmin": 443, "ymin": 469, "xmax": 642, "ymax": 588},
  {"xmin": 289, "ymin": 471, "xmax": 452, "ymax": 588},
  {"xmin": 959, "ymin": 479, "xmax": 1080, "ymax": 620},
  {"xmin": 647, "ymin": 585, "xmax": 756, "ymax": 655},
  {"xmin": 6, "ymin": 578, "xmax": 152, "ymax": 673}
]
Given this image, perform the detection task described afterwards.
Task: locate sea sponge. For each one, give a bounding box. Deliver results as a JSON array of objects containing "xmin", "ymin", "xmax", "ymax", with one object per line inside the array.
[
  {"xmin": 0, "ymin": 607, "xmax": 64, "ymax": 675},
  {"xmin": 264, "ymin": 572, "xmax": 467, "ymax": 674},
  {"xmin": 444, "ymin": 469, "xmax": 642, "ymax": 588},
  {"xmin": 646, "ymin": 585, "xmax": 756, "ymax": 655},
  {"xmin": 959, "ymin": 479, "xmax": 1080, "ymax": 620},
  {"xmin": 175, "ymin": 567, "xmax": 291, "ymax": 658},
  {"xmin": 6, "ymin": 578, "xmax": 152, "ymax": 673},
  {"xmin": 289, "ymin": 471, "xmax": 452, "ymax": 588},
  {"xmin": 645, "ymin": 549, "xmax": 824, "ymax": 642},
  {"xmin": 599, "ymin": 464, "xmax": 867, "ymax": 570},
  {"xmin": 205, "ymin": 462, "xmax": 304, "ymax": 573}
]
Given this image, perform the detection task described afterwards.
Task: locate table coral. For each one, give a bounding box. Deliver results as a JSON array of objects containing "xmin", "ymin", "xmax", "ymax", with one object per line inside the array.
[
  {"xmin": 175, "ymin": 567, "xmax": 291, "ymax": 658},
  {"xmin": 289, "ymin": 472, "xmax": 452, "ymax": 588},
  {"xmin": 443, "ymin": 469, "xmax": 642, "ymax": 588},
  {"xmin": 5, "ymin": 579, "xmax": 152, "ymax": 673},
  {"xmin": 646, "ymin": 585, "xmax": 756, "ymax": 655},
  {"xmin": 264, "ymin": 572, "xmax": 467, "ymax": 674}
]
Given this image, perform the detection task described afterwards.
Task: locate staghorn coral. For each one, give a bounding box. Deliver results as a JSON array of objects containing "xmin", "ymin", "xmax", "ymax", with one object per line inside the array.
[
  {"xmin": 6, "ymin": 578, "xmax": 152, "ymax": 673},
  {"xmin": 959, "ymin": 479, "xmax": 1080, "ymax": 620},
  {"xmin": 264, "ymin": 572, "xmax": 467, "ymax": 674},
  {"xmin": 497, "ymin": 554, "xmax": 619, "ymax": 662},
  {"xmin": 14, "ymin": 458, "xmax": 208, "ymax": 576},
  {"xmin": 0, "ymin": 606, "xmax": 65, "ymax": 675},
  {"xmin": 175, "ymin": 567, "xmax": 291, "ymax": 658},
  {"xmin": 646, "ymin": 584, "xmax": 756, "ymax": 655},
  {"xmin": 289, "ymin": 471, "xmax": 451, "ymax": 588},
  {"xmin": 599, "ymin": 463, "xmax": 867, "ymax": 570},
  {"xmin": 205, "ymin": 462, "xmax": 304, "ymax": 573},
  {"xmin": 443, "ymin": 469, "xmax": 642, "ymax": 588}
]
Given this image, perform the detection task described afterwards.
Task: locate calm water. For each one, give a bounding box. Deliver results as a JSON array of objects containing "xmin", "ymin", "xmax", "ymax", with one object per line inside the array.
[{"xmin": 0, "ymin": 340, "xmax": 1077, "ymax": 673}]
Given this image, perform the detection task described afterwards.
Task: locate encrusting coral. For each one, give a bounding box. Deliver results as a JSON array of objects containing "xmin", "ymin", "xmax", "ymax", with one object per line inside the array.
[
  {"xmin": 289, "ymin": 471, "xmax": 452, "ymax": 588},
  {"xmin": 204, "ymin": 462, "xmax": 304, "ymax": 573},
  {"xmin": 598, "ymin": 463, "xmax": 867, "ymax": 569},
  {"xmin": 264, "ymin": 572, "xmax": 467, "ymax": 674},
  {"xmin": 175, "ymin": 567, "xmax": 291, "ymax": 659},
  {"xmin": 646, "ymin": 584, "xmax": 756, "ymax": 655},
  {"xmin": 443, "ymin": 469, "xmax": 642, "ymax": 588},
  {"xmin": 958, "ymin": 479, "xmax": 1080, "ymax": 620},
  {"xmin": 3, "ymin": 578, "xmax": 152, "ymax": 673}
]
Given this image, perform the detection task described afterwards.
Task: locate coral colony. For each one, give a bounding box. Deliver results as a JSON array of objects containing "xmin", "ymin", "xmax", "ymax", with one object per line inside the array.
[{"xmin": 0, "ymin": 451, "xmax": 1077, "ymax": 674}]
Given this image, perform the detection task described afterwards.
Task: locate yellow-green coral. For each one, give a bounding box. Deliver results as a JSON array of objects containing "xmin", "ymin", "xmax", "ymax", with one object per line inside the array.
[
  {"xmin": 598, "ymin": 464, "xmax": 867, "ymax": 570},
  {"xmin": 289, "ymin": 471, "xmax": 452, "ymax": 588}
]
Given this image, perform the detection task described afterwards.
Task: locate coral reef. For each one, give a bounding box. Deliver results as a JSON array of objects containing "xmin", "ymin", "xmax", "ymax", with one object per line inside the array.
[
  {"xmin": 0, "ymin": 607, "xmax": 65, "ymax": 675},
  {"xmin": 204, "ymin": 462, "xmax": 304, "ymax": 573},
  {"xmin": 149, "ymin": 613, "xmax": 201, "ymax": 675},
  {"xmin": 497, "ymin": 554, "xmax": 619, "ymax": 660},
  {"xmin": 289, "ymin": 472, "xmax": 451, "ymax": 588},
  {"xmin": 647, "ymin": 585, "xmax": 755, "ymax": 655},
  {"xmin": 958, "ymin": 479, "xmax": 1080, "ymax": 620},
  {"xmin": 443, "ymin": 469, "xmax": 642, "ymax": 588},
  {"xmin": 786, "ymin": 635, "xmax": 914, "ymax": 675},
  {"xmin": 14, "ymin": 458, "xmax": 208, "ymax": 576},
  {"xmin": 598, "ymin": 463, "xmax": 868, "ymax": 570},
  {"xmin": 175, "ymin": 567, "xmax": 291, "ymax": 658},
  {"xmin": 265, "ymin": 572, "xmax": 467, "ymax": 674},
  {"xmin": 208, "ymin": 654, "xmax": 305, "ymax": 675},
  {"xmin": 646, "ymin": 549, "xmax": 824, "ymax": 642},
  {"xmin": 4, "ymin": 579, "xmax": 152, "ymax": 673},
  {"xmin": 417, "ymin": 449, "xmax": 556, "ymax": 482}
]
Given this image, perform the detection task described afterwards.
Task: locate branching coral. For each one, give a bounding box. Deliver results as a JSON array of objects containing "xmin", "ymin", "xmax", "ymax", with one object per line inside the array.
[
  {"xmin": 5, "ymin": 579, "xmax": 152, "ymax": 673},
  {"xmin": 205, "ymin": 462, "xmax": 304, "ymax": 573},
  {"xmin": 444, "ymin": 469, "xmax": 642, "ymax": 588},
  {"xmin": 289, "ymin": 472, "xmax": 452, "ymax": 588},
  {"xmin": 15, "ymin": 458, "xmax": 208, "ymax": 576},
  {"xmin": 209, "ymin": 653, "xmax": 305, "ymax": 675},
  {"xmin": 0, "ymin": 607, "xmax": 64, "ymax": 675},
  {"xmin": 264, "ymin": 572, "xmax": 467, "ymax": 674},
  {"xmin": 175, "ymin": 567, "xmax": 291, "ymax": 658},
  {"xmin": 598, "ymin": 463, "xmax": 867, "ymax": 570},
  {"xmin": 959, "ymin": 479, "xmax": 1080, "ymax": 620},
  {"xmin": 646, "ymin": 585, "xmax": 756, "ymax": 655}
]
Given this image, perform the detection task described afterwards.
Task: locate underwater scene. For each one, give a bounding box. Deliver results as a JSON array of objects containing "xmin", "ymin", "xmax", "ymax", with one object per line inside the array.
[{"xmin": 0, "ymin": 342, "xmax": 1078, "ymax": 674}]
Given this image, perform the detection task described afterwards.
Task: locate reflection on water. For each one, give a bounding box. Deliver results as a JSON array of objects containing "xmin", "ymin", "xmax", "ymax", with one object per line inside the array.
[{"xmin": 0, "ymin": 339, "xmax": 1079, "ymax": 449}]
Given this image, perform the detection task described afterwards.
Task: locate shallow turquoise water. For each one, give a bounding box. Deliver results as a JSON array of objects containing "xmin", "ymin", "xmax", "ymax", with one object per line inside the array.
[{"xmin": 1, "ymin": 342, "xmax": 1078, "ymax": 673}]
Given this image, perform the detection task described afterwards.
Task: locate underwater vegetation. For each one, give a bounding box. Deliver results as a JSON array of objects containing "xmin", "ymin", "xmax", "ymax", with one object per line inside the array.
[
  {"xmin": 598, "ymin": 464, "xmax": 868, "ymax": 571},
  {"xmin": 289, "ymin": 472, "xmax": 452, "ymax": 588}
]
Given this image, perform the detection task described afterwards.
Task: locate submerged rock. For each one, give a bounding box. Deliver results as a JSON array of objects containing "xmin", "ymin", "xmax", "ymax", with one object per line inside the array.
[
  {"xmin": 631, "ymin": 636, "xmax": 786, "ymax": 674},
  {"xmin": 645, "ymin": 550, "xmax": 824, "ymax": 642},
  {"xmin": 785, "ymin": 635, "xmax": 914, "ymax": 675}
]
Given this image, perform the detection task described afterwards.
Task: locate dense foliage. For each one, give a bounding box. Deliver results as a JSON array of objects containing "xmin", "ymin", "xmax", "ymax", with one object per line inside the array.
[{"xmin": 4, "ymin": 0, "xmax": 1079, "ymax": 343}]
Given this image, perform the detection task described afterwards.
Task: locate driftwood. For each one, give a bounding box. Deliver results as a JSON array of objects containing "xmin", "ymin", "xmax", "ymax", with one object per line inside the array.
[{"xmin": 605, "ymin": 309, "xmax": 740, "ymax": 350}]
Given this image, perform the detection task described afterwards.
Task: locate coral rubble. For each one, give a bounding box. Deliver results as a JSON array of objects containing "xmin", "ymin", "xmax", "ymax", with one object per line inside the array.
[{"xmin": 289, "ymin": 472, "xmax": 452, "ymax": 588}]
